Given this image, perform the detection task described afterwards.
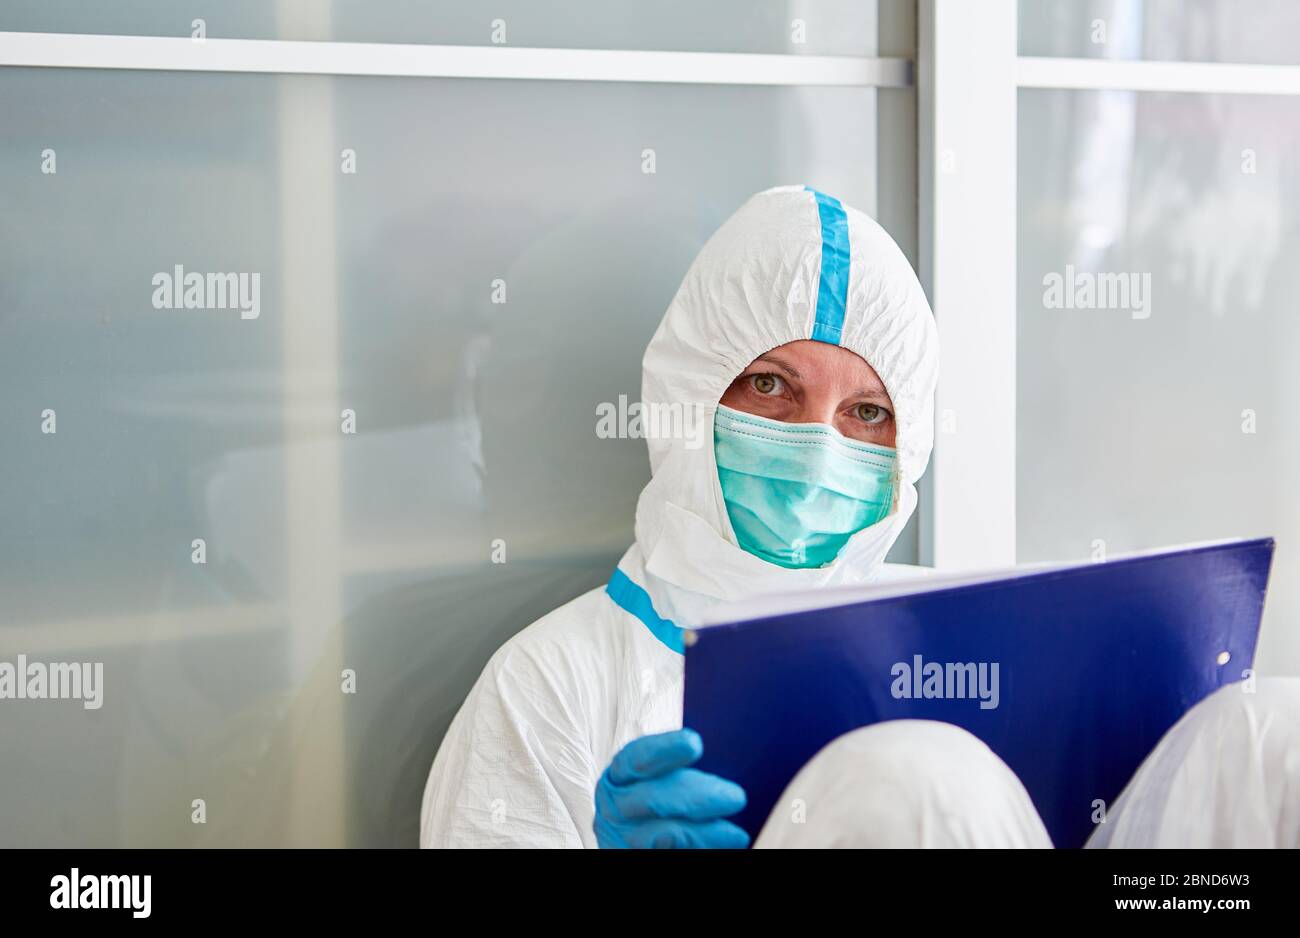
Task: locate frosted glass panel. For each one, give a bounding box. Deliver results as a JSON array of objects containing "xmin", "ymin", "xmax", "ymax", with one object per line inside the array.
[
  {"xmin": 1017, "ymin": 88, "xmax": 1300, "ymax": 676},
  {"xmin": 1019, "ymin": 0, "xmax": 1300, "ymax": 66},
  {"xmin": 0, "ymin": 66, "xmax": 881, "ymax": 845},
  {"xmin": 0, "ymin": 0, "xmax": 877, "ymax": 55}
]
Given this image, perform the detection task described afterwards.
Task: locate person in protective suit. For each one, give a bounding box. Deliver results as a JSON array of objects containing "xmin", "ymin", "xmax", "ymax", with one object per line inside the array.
[{"xmin": 421, "ymin": 185, "xmax": 1300, "ymax": 849}]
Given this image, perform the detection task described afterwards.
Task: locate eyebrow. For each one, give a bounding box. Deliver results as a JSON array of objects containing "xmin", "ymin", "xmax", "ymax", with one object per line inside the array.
[
  {"xmin": 756, "ymin": 354, "xmax": 800, "ymax": 379},
  {"xmin": 755, "ymin": 354, "xmax": 892, "ymax": 403},
  {"xmin": 852, "ymin": 387, "xmax": 892, "ymax": 402}
]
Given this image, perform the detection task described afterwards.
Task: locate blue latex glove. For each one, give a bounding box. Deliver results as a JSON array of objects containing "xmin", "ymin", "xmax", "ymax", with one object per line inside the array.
[{"xmin": 593, "ymin": 728, "xmax": 750, "ymax": 849}]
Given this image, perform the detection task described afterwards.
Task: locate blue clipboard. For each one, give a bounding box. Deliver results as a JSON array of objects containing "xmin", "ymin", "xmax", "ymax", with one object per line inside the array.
[{"xmin": 683, "ymin": 538, "xmax": 1274, "ymax": 848}]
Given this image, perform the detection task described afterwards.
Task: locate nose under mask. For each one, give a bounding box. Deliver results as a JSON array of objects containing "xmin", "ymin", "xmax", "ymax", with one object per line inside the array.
[{"xmin": 713, "ymin": 404, "xmax": 899, "ymax": 569}]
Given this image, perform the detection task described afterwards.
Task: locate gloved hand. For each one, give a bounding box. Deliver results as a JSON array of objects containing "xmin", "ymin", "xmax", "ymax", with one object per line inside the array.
[{"xmin": 593, "ymin": 728, "xmax": 750, "ymax": 849}]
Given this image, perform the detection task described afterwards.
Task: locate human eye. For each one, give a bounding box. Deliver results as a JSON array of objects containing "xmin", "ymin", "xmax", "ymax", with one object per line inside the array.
[
  {"xmin": 854, "ymin": 402, "xmax": 892, "ymax": 426},
  {"xmin": 748, "ymin": 373, "xmax": 787, "ymax": 397}
]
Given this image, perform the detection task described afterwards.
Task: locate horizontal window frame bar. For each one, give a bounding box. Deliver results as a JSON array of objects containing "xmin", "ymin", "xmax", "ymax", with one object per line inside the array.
[
  {"xmin": 1018, "ymin": 55, "xmax": 1300, "ymax": 96},
  {"xmin": 0, "ymin": 31, "xmax": 914, "ymax": 86}
]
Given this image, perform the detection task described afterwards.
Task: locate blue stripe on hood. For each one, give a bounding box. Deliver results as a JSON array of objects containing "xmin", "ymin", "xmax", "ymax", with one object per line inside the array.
[{"xmin": 805, "ymin": 186, "xmax": 850, "ymax": 345}]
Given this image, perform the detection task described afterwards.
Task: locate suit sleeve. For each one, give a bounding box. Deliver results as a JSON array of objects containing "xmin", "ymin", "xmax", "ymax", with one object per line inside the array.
[{"xmin": 420, "ymin": 642, "xmax": 600, "ymax": 848}]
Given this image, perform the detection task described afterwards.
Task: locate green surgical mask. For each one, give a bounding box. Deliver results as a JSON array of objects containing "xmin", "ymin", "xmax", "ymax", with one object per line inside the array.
[{"xmin": 713, "ymin": 404, "xmax": 898, "ymax": 569}]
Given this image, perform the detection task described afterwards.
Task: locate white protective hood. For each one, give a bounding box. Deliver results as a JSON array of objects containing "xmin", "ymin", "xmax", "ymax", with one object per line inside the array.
[{"xmin": 633, "ymin": 185, "xmax": 939, "ymax": 625}]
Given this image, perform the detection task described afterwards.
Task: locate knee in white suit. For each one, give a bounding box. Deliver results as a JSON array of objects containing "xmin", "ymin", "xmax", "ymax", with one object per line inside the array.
[
  {"xmin": 1089, "ymin": 677, "xmax": 1300, "ymax": 848},
  {"xmin": 755, "ymin": 719, "xmax": 1052, "ymax": 848}
]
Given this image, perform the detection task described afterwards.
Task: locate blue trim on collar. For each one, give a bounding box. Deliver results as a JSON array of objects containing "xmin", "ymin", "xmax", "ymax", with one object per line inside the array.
[{"xmin": 606, "ymin": 567, "xmax": 685, "ymax": 655}]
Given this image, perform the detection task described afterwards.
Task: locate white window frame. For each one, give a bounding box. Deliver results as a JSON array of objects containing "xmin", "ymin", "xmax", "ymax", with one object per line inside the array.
[
  {"xmin": 917, "ymin": 0, "xmax": 1300, "ymax": 571},
  {"xmin": 0, "ymin": 28, "xmax": 912, "ymax": 85}
]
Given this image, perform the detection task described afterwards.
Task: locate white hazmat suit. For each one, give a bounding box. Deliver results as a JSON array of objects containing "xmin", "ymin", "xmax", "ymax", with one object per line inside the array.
[
  {"xmin": 421, "ymin": 185, "xmax": 938, "ymax": 847},
  {"xmin": 420, "ymin": 185, "xmax": 1300, "ymax": 849}
]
